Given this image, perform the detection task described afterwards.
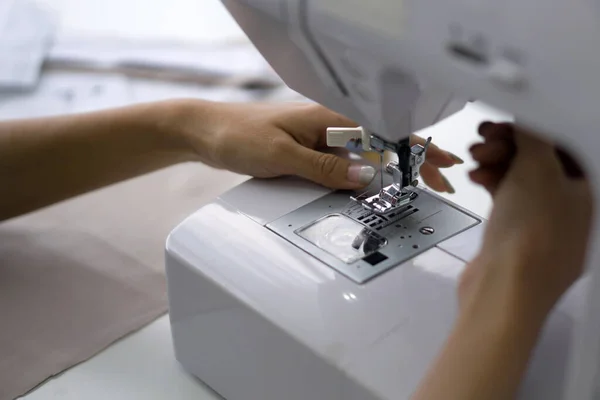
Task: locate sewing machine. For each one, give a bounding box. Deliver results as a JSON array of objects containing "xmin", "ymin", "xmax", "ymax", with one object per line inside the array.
[{"xmin": 165, "ymin": 1, "xmax": 600, "ymax": 399}]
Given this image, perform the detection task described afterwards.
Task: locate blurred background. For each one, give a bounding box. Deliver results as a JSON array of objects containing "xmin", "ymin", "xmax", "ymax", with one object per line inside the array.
[
  {"xmin": 0, "ymin": 0, "xmax": 303, "ymax": 121},
  {"xmin": 35, "ymin": 0, "xmax": 246, "ymax": 42}
]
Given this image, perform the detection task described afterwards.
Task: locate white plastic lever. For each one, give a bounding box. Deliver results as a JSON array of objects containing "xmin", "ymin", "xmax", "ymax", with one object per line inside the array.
[{"xmin": 326, "ymin": 127, "xmax": 371, "ymax": 150}]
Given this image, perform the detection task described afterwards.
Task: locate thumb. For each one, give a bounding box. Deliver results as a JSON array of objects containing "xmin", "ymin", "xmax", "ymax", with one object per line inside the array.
[{"xmin": 289, "ymin": 145, "xmax": 377, "ymax": 189}]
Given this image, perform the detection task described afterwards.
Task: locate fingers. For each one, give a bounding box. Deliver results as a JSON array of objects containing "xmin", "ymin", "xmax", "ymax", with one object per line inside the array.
[
  {"xmin": 476, "ymin": 122, "xmax": 515, "ymax": 167},
  {"xmin": 419, "ymin": 163, "xmax": 455, "ymax": 193},
  {"xmin": 282, "ymin": 142, "xmax": 376, "ymax": 190},
  {"xmin": 478, "ymin": 121, "xmax": 514, "ymax": 141},
  {"xmin": 470, "ymin": 140, "xmax": 515, "ymax": 167},
  {"xmin": 469, "ymin": 164, "xmax": 510, "ymax": 196},
  {"xmin": 470, "ymin": 122, "xmax": 516, "ymax": 195},
  {"xmin": 473, "ymin": 122, "xmax": 578, "ymax": 192}
]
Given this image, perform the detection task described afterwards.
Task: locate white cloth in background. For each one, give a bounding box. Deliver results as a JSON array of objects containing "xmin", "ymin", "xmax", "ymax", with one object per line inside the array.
[
  {"xmin": 35, "ymin": 0, "xmax": 246, "ymax": 44},
  {"xmin": 0, "ymin": 0, "xmax": 278, "ymax": 92},
  {"xmin": 0, "ymin": 0, "xmax": 55, "ymax": 90},
  {"xmin": 47, "ymin": 40, "xmax": 281, "ymax": 89},
  {"xmin": 0, "ymin": 73, "xmax": 131, "ymax": 119}
]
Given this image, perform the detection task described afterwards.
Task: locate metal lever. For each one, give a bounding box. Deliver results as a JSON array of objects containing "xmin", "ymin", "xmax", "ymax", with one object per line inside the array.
[
  {"xmin": 385, "ymin": 136, "xmax": 432, "ymax": 189},
  {"xmin": 407, "ymin": 136, "xmax": 432, "ymax": 187},
  {"xmin": 326, "ymin": 127, "xmax": 372, "ymax": 151},
  {"xmin": 413, "ymin": 137, "xmax": 432, "ymax": 156}
]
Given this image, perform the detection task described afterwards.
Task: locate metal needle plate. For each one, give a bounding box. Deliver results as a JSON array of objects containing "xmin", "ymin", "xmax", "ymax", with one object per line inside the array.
[{"xmin": 267, "ymin": 188, "xmax": 481, "ymax": 284}]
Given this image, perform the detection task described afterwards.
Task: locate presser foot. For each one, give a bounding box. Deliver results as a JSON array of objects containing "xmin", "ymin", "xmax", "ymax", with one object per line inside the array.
[{"xmin": 350, "ymin": 185, "xmax": 418, "ymax": 215}]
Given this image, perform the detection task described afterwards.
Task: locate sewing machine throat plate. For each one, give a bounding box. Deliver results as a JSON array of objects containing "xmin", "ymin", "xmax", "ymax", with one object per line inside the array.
[{"xmin": 267, "ymin": 189, "xmax": 481, "ymax": 284}]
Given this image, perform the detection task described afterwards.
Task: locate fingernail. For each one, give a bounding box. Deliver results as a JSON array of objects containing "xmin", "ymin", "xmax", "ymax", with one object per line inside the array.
[
  {"xmin": 348, "ymin": 164, "xmax": 376, "ymax": 185},
  {"xmin": 447, "ymin": 151, "xmax": 464, "ymax": 164},
  {"xmin": 442, "ymin": 175, "xmax": 455, "ymax": 194}
]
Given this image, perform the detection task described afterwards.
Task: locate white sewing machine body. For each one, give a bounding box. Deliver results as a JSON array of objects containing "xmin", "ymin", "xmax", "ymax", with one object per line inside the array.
[
  {"xmin": 166, "ymin": 1, "xmax": 600, "ymax": 399},
  {"xmin": 166, "ymin": 175, "xmax": 583, "ymax": 400}
]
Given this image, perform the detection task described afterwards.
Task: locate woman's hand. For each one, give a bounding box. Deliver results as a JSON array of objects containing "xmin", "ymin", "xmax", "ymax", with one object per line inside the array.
[
  {"xmin": 0, "ymin": 99, "xmax": 461, "ymax": 221},
  {"xmin": 176, "ymin": 100, "xmax": 463, "ymax": 191},
  {"xmin": 461, "ymin": 122, "xmax": 593, "ymax": 321},
  {"xmin": 412, "ymin": 124, "xmax": 593, "ymax": 400}
]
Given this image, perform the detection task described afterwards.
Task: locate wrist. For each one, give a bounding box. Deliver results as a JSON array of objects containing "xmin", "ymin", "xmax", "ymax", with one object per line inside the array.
[
  {"xmin": 454, "ymin": 290, "xmax": 545, "ymax": 383},
  {"xmin": 459, "ymin": 254, "xmax": 551, "ymax": 338},
  {"xmin": 150, "ymin": 99, "xmax": 216, "ymax": 163},
  {"xmin": 440, "ymin": 298, "xmax": 544, "ymax": 399},
  {"xmin": 459, "ymin": 287, "xmax": 545, "ymax": 345}
]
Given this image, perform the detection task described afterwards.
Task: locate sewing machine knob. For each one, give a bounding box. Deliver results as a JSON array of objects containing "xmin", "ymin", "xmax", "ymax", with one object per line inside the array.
[{"xmin": 326, "ymin": 127, "xmax": 371, "ymax": 150}]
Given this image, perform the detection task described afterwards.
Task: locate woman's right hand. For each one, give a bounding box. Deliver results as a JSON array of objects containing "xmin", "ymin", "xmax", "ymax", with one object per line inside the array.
[{"xmin": 459, "ymin": 123, "xmax": 594, "ymax": 324}]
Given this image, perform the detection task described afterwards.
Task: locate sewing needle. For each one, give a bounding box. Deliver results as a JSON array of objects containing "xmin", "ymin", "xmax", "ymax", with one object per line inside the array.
[{"xmin": 379, "ymin": 152, "xmax": 383, "ymax": 191}]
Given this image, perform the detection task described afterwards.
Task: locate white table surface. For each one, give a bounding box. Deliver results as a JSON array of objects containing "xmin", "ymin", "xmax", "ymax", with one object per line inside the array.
[{"xmin": 14, "ymin": 2, "xmax": 512, "ymax": 399}]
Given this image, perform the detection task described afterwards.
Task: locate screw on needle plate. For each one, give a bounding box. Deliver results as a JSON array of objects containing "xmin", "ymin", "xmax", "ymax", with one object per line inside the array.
[{"xmin": 419, "ymin": 226, "xmax": 435, "ymax": 235}]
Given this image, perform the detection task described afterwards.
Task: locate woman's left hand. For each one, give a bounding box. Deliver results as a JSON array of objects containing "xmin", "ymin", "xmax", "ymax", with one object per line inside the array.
[
  {"xmin": 462, "ymin": 122, "xmax": 593, "ymax": 317},
  {"xmin": 178, "ymin": 100, "xmax": 463, "ymax": 192}
]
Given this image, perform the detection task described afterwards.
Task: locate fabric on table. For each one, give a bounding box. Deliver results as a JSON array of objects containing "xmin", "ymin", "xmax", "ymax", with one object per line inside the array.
[{"xmin": 0, "ymin": 162, "xmax": 248, "ymax": 400}]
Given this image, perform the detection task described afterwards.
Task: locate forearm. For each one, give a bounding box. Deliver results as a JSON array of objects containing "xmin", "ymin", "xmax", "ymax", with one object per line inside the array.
[
  {"xmin": 0, "ymin": 100, "xmax": 210, "ymax": 221},
  {"xmin": 413, "ymin": 309, "xmax": 541, "ymax": 400},
  {"xmin": 412, "ymin": 274, "xmax": 547, "ymax": 400}
]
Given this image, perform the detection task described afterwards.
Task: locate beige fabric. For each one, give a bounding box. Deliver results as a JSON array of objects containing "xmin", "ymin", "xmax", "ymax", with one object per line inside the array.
[{"xmin": 0, "ymin": 162, "xmax": 248, "ymax": 400}]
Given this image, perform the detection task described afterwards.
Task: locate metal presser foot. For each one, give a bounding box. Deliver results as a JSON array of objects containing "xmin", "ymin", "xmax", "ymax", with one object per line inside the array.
[
  {"xmin": 325, "ymin": 126, "xmax": 433, "ymax": 216},
  {"xmin": 350, "ymin": 185, "xmax": 419, "ymax": 215},
  {"xmin": 350, "ymin": 135, "xmax": 431, "ymax": 216}
]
